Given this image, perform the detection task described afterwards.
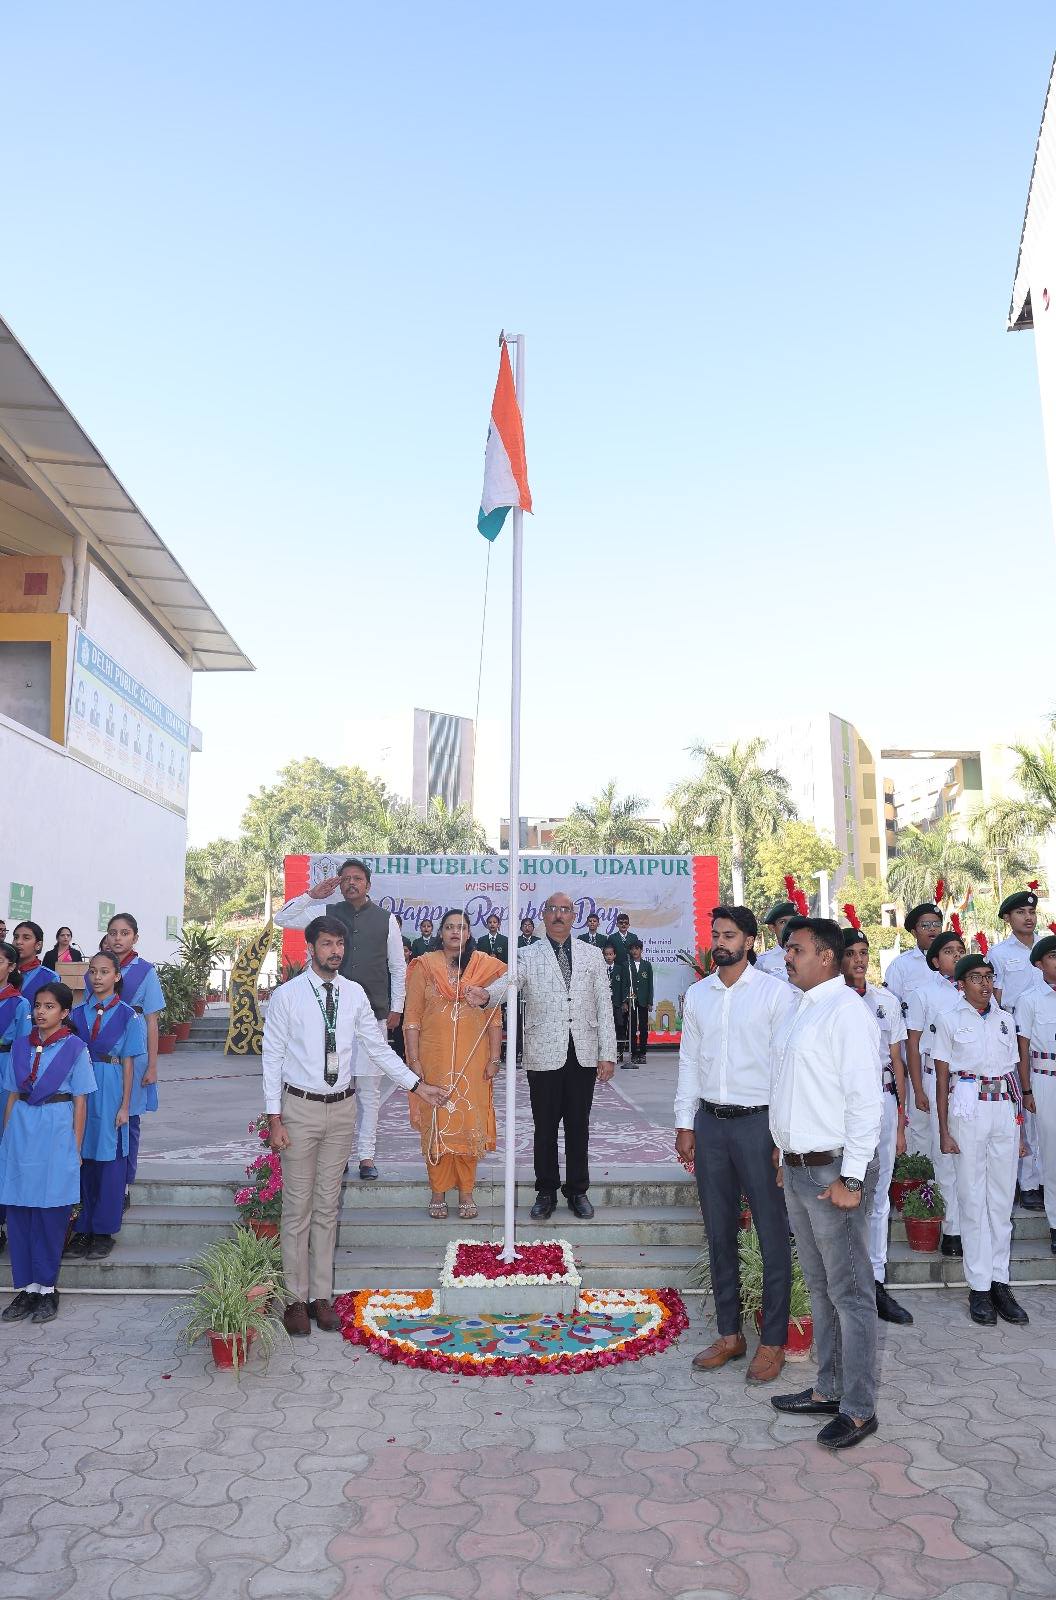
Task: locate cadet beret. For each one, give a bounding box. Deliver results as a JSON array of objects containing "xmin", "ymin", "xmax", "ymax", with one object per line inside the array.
[
  {"xmin": 842, "ymin": 927, "xmax": 869, "ymax": 950},
  {"xmin": 926, "ymin": 930, "xmax": 967, "ymax": 970},
  {"xmin": 998, "ymin": 889, "xmax": 1039, "ymax": 919},
  {"xmin": 1030, "ymin": 935, "xmax": 1056, "ymax": 966},
  {"xmin": 954, "ymin": 953, "xmax": 993, "ymax": 983},
  {"xmin": 764, "ymin": 900, "xmax": 797, "ymax": 926},
  {"xmin": 904, "ymin": 903, "xmax": 942, "ymax": 933}
]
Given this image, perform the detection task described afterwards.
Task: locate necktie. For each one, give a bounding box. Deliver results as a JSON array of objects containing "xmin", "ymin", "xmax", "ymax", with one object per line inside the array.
[
  {"xmin": 91, "ymin": 1005, "xmax": 105, "ymax": 1041},
  {"xmin": 26, "ymin": 1045, "xmax": 43, "ymax": 1088},
  {"xmin": 323, "ymin": 982, "xmax": 337, "ymax": 1086},
  {"xmin": 556, "ymin": 942, "xmax": 572, "ymax": 992}
]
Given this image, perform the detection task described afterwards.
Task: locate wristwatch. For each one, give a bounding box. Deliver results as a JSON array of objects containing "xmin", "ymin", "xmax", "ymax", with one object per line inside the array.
[
  {"xmin": 410, "ymin": 1074, "xmax": 423, "ymax": 1094},
  {"xmin": 841, "ymin": 1175, "xmax": 863, "ymax": 1193}
]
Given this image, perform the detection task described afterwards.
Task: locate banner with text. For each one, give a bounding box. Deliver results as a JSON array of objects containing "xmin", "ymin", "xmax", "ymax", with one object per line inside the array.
[
  {"xmin": 67, "ymin": 629, "xmax": 190, "ymax": 816},
  {"xmin": 282, "ymin": 853, "xmax": 719, "ymax": 1042}
]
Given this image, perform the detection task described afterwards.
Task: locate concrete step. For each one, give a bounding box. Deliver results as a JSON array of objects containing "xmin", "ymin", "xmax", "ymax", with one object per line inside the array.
[
  {"xmin": 885, "ymin": 1238, "xmax": 1056, "ymax": 1286},
  {"xmin": 127, "ymin": 1174, "xmax": 701, "ymax": 1211},
  {"xmin": 889, "ymin": 1214, "xmax": 1055, "ymax": 1244},
  {"xmin": 174, "ymin": 1038, "xmax": 226, "ymax": 1051}
]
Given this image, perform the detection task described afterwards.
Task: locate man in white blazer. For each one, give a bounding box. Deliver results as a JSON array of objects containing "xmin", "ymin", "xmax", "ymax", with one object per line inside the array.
[{"xmin": 468, "ymin": 892, "xmax": 616, "ymax": 1220}]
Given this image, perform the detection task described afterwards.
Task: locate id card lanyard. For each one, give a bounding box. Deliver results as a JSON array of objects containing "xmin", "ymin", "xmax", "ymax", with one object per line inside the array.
[{"xmin": 310, "ymin": 980, "xmax": 340, "ymax": 1083}]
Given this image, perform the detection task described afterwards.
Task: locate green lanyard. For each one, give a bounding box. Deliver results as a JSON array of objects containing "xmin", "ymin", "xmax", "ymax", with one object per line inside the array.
[{"xmin": 309, "ymin": 979, "xmax": 340, "ymax": 1052}]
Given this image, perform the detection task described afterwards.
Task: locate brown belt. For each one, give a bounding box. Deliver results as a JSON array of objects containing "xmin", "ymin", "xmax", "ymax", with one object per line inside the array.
[
  {"xmin": 283, "ymin": 1083, "xmax": 354, "ymax": 1105},
  {"xmin": 783, "ymin": 1149, "xmax": 840, "ymax": 1167}
]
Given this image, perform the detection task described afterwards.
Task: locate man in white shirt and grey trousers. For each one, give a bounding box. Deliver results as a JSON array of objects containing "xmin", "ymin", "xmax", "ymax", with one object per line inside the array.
[
  {"xmin": 263, "ymin": 916, "xmax": 445, "ymax": 1338},
  {"xmin": 769, "ymin": 916, "xmax": 884, "ymax": 1450},
  {"xmin": 675, "ymin": 906, "xmax": 796, "ymax": 1385}
]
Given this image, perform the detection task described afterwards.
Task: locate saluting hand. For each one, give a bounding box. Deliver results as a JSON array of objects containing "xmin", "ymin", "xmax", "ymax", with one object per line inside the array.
[{"xmin": 309, "ymin": 875, "xmax": 341, "ymax": 901}]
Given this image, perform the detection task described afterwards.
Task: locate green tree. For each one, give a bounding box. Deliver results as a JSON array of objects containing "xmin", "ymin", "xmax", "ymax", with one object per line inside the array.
[
  {"xmin": 670, "ymin": 738, "xmax": 796, "ymax": 904},
  {"xmin": 380, "ymin": 796, "xmax": 491, "ymax": 854},
  {"xmin": 756, "ymin": 821, "xmax": 842, "ymax": 910},
  {"xmin": 551, "ymin": 782, "xmax": 656, "ymax": 855},
  {"xmin": 834, "ymin": 871, "xmax": 888, "ymax": 926},
  {"xmin": 184, "ymin": 838, "xmax": 255, "ymax": 922},
  {"xmin": 1010, "ymin": 736, "xmax": 1056, "ymax": 830},
  {"xmin": 886, "ymin": 817, "xmax": 985, "ymax": 912},
  {"xmin": 967, "ymin": 800, "xmax": 1041, "ymax": 902},
  {"xmin": 239, "ymin": 757, "xmax": 392, "ymax": 907}
]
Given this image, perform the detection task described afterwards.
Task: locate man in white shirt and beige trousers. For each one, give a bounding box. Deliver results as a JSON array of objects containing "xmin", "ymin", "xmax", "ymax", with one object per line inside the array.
[
  {"xmin": 263, "ymin": 916, "xmax": 445, "ymax": 1337},
  {"xmin": 769, "ymin": 917, "xmax": 883, "ymax": 1450}
]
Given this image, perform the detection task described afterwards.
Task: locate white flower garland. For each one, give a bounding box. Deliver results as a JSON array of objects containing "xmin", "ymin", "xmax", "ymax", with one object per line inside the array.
[{"xmin": 440, "ymin": 1237, "xmax": 581, "ymax": 1289}]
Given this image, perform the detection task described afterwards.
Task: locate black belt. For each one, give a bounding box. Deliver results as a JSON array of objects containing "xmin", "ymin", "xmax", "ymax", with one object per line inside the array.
[
  {"xmin": 701, "ymin": 1101, "xmax": 767, "ymax": 1119},
  {"xmin": 283, "ymin": 1083, "xmax": 355, "ymax": 1104},
  {"xmin": 783, "ymin": 1148, "xmax": 841, "ymax": 1167},
  {"xmin": 0, "ymin": 1043, "xmax": 10, "ymax": 1054},
  {"xmin": 19, "ymin": 1092, "xmax": 73, "ymax": 1104},
  {"xmin": 93, "ymin": 1055, "xmax": 120, "ymax": 1064}
]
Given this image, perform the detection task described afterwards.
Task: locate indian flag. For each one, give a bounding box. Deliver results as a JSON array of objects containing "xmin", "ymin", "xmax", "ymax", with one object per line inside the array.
[{"xmin": 478, "ymin": 339, "xmax": 532, "ymax": 540}]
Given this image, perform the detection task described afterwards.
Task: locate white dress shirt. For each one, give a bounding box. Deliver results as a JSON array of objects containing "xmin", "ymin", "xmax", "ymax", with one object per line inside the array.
[
  {"xmin": 675, "ymin": 964, "xmax": 795, "ymax": 1129},
  {"xmin": 262, "ymin": 970, "xmax": 418, "ymax": 1114},
  {"xmin": 274, "ymin": 892, "xmax": 407, "ymax": 1016},
  {"xmin": 884, "ymin": 945, "xmax": 931, "ymax": 1014},
  {"xmin": 988, "ymin": 933, "xmax": 1043, "ymax": 1014},
  {"xmin": 769, "ymin": 974, "xmax": 883, "ymax": 1181},
  {"xmin": 754, "ymin": 946, "xmax": 789, "ymax": 982},
  {"xmin": 931, "ymin": 998, "xmax": 1019, "ymax": 1078}
]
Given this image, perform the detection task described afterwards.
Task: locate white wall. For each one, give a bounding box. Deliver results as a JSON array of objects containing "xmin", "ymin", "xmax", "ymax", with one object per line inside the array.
[{"xmin": 84, "ymin": 566, "xmax": 192, "ymax": 718}]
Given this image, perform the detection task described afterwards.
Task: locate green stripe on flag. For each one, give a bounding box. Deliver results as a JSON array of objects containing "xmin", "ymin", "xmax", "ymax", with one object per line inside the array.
[{"xmin": 478, "ymin": 505, "xmax": 509, "ymax": 541}]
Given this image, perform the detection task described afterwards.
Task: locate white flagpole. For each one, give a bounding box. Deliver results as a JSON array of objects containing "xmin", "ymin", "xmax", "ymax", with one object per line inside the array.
[{"xmin": 500, "ymin": 331, "xmax": 525, "ymax": 1264}]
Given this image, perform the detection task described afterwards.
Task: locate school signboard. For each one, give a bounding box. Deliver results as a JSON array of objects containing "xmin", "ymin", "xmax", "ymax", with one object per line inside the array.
[
  {"xmin": 282, "ymin": 852, "xmax": 720, "ymax": 1043},
  {"xmin": 67, "ymin": 629, "xmax": 190, "ymax": 816}
]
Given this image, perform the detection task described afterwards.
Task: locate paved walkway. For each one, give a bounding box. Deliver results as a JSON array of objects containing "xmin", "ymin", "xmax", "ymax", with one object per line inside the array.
[{"xmin": 2, "ymin": 1288, "xmax": 1054, "ymax": 1599}]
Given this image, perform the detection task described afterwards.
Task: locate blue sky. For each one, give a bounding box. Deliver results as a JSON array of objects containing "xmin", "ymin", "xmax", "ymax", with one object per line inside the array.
[{"xmin": 4, "ymin": 4, "xmax": 1055, "ymax": 841}]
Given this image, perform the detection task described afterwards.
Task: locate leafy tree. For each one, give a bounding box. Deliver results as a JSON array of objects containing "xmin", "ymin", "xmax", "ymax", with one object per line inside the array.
[
  {"xmin": 967, "ymin": 801, "xmax": 1041, "ymax": 902},
  {"xmin": 239, "ymin": 758, "xmax": 392, "ymax": 905},
  {"xmin": 184, "ymin": 838, "xmax": 255, "ymax": 922},
  {"xmin": 551, "ymin": 782, "xmax": 656, "ymax": 855},
  {"xmin": 1010, "ymin": 737, "xmax": 1056, "ymax": 830},
  {"xmin": 380, "ymin": 796, "xmax": 491, "ymax": 854},
  {"xmin": 886, "ymin": 817, "xmax": 985, "ymax": 912},
  {"xmin": 756, "ymin": 821, "xmax": 842, "ymax": 910},
  {"xmin": 670, "ymin": 738, "xmax": 796, "ymax": 904},
  {"xmin": 834, "ymin": 872, "xmax": 888, "ymax": 926}
]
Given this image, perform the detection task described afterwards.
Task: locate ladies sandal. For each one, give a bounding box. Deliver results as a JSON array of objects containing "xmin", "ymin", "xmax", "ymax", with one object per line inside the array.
[
  {"xmin": 458, "ymin": 1199, "xmax": 478, "ymax": 1220},
  {"xmin": 429, "ymin": 1199, "xmax": 449, "ymax": 1220}
]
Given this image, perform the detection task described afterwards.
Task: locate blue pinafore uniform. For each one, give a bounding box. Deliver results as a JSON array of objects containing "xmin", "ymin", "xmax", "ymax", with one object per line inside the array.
[
  {"xmin": 0, "ymin": 1031, "xmax": 96, "ymax": 1289},
  {"xmin": 71, "ymin": 996, "xmax": 145, "ymax": 1237},
  {"xmin": 18, "ymin": 963, "xmax": 58, "ymax": 1005},
  {"xmin": 116, "ymin": 956, "xmax": 164, "ymax": 1186},
  {"xmin": 0, "ymin": 986, "xmax": 33, "ymax": 1233}
]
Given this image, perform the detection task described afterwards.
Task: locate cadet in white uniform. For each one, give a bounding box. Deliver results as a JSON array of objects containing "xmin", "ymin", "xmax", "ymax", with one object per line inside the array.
[
  {"xmin": 933, "ymin": 953, "xmax": 1028, "ymax": 1328},
  {"xmin": 885, "ymin": 901, "xmax": 945, "ymax": 1155},
  {"xmin": 840, "ymin": 921, "xmax": 913, "ymax": 1325},
  {"xmin": 990, "ymin": 887, "xmax": 1044, "ymax": 1209},
  {"xmin": 905, "ymin": 929, "xmax": 966, "ymax": 1257},
  {"xmin": 755, "ymin": 899, "xmax": 796, "ymax": 982},
  {"xmin": 1014, "ymin": 933, "xmax": 1056, "ymax": 1255}
]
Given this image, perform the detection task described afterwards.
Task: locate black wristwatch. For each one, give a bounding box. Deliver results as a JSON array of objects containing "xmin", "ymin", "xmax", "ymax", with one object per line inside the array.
[
  {"xmin": 410, "ymin": 1074, "xmax": 422, "ymax": 1095},
  {"xmin": 841, "ymin": 1175, "xmax": 863, "ymax": 1193}
]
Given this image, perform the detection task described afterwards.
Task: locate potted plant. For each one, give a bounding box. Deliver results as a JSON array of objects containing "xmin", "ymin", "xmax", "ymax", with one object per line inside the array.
[
  {"xmin": 169, "ymin": 1232, "xmax": 287, "ymax": 1373},
  {"xmin": 890, "ymin": 1151, "xmax": 934, "ymax": 1212},
  {"xmin": 738, "ymin": 1226, "xmax": 813, "ymax": 1358},
  {"xmin": 177, "ymin": 924, "xmax": 223, "ymax": 1017},
  {"xmin": 901, "ymin": 1180, "xmax": 945, "ymax": 1252},
  {"xmin": 155, "ymin": 961, "xmax": 192, "ymax": 1051},
  {"xmin": 234, "ymin": 1119, "xmax": 283, "ymax": 1238}
]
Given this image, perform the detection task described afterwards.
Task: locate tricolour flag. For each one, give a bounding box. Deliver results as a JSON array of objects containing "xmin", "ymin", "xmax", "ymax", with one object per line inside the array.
[{"xmin": 478, "ymin": 339, "xmax": 532, "ymax": 540}]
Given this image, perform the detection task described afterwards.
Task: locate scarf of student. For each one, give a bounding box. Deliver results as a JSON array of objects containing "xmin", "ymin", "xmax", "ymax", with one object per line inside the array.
[
  {"xmin": 12, "ymin": 1027, "xmax": 81, "ymax": 1104},
  {"xmin": 72, "ymin": 996, "xmax": 132, "ymax": 1061},
  {"xmin": 0, "ymin": 985, "xmax": 22, "ymax": 1039},
  {"xmin": 118, "ymin": 954, "xmax": 153, "ymax": 1011}
]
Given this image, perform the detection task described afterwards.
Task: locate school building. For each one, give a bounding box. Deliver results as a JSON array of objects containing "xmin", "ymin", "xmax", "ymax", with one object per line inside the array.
[{"xmin": 0, "ymin": 315, "xmax": 251, "ymax": 957}]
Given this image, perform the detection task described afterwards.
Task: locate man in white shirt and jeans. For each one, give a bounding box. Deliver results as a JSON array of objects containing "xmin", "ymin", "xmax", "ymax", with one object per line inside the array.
[
  {"xmin": 769, "ymin": 917, "xmax": 883, "ymax": 1450},
  {"xmin": 675, "ymin": 906, "xmax": 796, "ymax": 1384},
  {"xmin": 262, "ymin": 916, "xmax": 445, "ymax": 1338}
]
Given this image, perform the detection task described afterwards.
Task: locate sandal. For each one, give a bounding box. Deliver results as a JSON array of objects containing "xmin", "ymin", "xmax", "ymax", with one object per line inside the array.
[
  {"xmin": 458, "ymin": 1199, "xmax": 478, "ymax": 1221},
  {"xmin": 429, "ymin": 1199, "xmax": 449, "ymax": 1220}
]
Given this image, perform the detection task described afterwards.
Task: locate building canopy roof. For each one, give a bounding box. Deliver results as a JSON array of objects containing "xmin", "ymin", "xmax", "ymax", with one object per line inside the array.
[
  {"xmin": 0, "ymin": 316, "xmax": 252, "ymax": 671},
  {"xmin": 1009, "ymin": 54, "xmax": 1056, "ymax": 333}
]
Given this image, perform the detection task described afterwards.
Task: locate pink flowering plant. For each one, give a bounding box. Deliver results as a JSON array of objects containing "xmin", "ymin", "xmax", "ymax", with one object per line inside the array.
[{"xmin": 233, "ymin": 1119, "xmax": 283, "ymax": 1222}]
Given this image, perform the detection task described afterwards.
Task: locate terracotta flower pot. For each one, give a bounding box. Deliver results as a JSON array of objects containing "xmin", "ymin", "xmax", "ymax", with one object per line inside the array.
[
  {"xmin": 753, "ymin": 1310, "xmax": 814, "ymax": 1359},
  {"xmin": 889, "ymin": 1178, "xmax": 922, "ymax": 1212},
  {"xmin": 208, "ymin": 1330, "xmax": 255, "ymax": 1369},
  {"xmin": 174, "ymin": 1021, "xmax": 192, "ymax": 1041},
  {"xmin": 158, "ymin": 1033, "xmax": 178, "ymax": 1055},
  {"xmin": 248, "ymin": 1219, "xmax": 279, "ymax": 1240},
  {"xmin": 193, "ymin": 997, "xmax": 207, "ymax": 1019},
  {"xmin": 904, "ymin": 1216, "xmax": 942, "ymax": 1253}
]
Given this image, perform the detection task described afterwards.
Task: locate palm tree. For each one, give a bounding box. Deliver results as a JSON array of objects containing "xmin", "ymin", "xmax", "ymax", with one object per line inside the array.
[
  {"xmin": 380, "ymin": 796, "xmax": 490, "ymax": 854},
  {"xmin": 670, "ymin": 739, "xmax": 795, "ymax": 902},
  {"xmin": 1010, "ymin": 737, "xmax": 1056, "ymax": 832},
  {"xmin": 551, "ymin": 782, "xmax": 656, "ymax": 855},
  {"xmin": 886, "ymin": 817, "xmax": 986, "ymax": 911},
  {"xmin": 968, "ymin": 800, "xmax": 1041, "ymax": 902}
]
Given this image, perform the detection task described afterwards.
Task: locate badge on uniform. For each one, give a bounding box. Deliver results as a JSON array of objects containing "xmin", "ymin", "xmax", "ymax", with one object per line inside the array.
[
  {"xmin": 876, "ymin": 1005, "xmax": 886, "ymax": 1020},
  {"xmin": 1000, "ymin": 1021, "xmax": 1009, "ymax": 1036},
  {"xmin": 325, "ymin": 1048, "xmax": 339, "ymax": 1086}
]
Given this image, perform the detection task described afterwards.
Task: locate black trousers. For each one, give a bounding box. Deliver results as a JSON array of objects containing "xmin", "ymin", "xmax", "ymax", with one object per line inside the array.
[
  {"xmin": 612, "ymin": 1000, "xmax": 627, "ymax": 1055},
  {"xmin": 630, "ymin": 1005, "xmax": 649, "ymax": 1058},
  {"xmin": 693, "ymin": 1104, "xmax": 792, "ymax": 1346},
  {"xmin": 528, "ymin": 1037, "xmax": 597, "ymax": 1198}
]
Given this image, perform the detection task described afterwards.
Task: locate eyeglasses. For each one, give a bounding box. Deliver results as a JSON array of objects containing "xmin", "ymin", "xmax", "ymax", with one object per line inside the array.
[{"xmin": 543, "ymin": 906, "xmax": 574, "ymax": 915}]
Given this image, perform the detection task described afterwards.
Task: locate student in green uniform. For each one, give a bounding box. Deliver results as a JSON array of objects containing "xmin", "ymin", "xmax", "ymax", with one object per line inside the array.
[
  {"xmin": 626, "ymin": 939, "xmax": 654, "ymax": 1064},
  {"xmin": 602, "ymin": 941, "xmax": 629, "ymax": 1065}
]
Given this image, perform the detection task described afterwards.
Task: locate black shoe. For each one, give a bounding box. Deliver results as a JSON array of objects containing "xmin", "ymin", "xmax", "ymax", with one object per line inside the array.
[
  {"xmin": 530, "ymin": 1193, "xmax": 556, "ymax": 1220},
  {"xmin": 940, "ymin": 1233, "xmax": 963, "ymax": 1258},
  {"xmin": 817, "ymin": 1412, "xmax": 878, "ymax": 1450},
  {"xmin": 627, "ymin": 1061, "xmax": 639, "ymax": 1069},
  {"xmin": 123, "ymin": 1190, "xmax": 131, "ymax": 1212},
  {"xmin": 359, "ymin": 1161, "xmax": 379, "ymax": 1181},
  {"xmin": 31, "ymin": 1292, "xmax": 59, "ymax": 1325},
  {"xmin": 969, "ymin": 1289, "xmax": 997, "ymax": 1325},
  {"xmin": 771, "ymin": 1388, "xmax": 840, "ymax": 1415},
  {"xmin": 87, "ymin": 1234, "xmax": 115, "ymax": 1260},
  {"xmin": 990, "ymin": 1282, "xmax": 1029, "ymax": 1325},
  {"xmin": 0, "ymin": 1226, "xmax": 6, "ymax": 1255},
  {"xmin": 65, "ymin": 1231, "xmax": 92, "ymax": 1257},
  {"xmin": 568, "ymin": 1194, "xmax": 594, "ymax": 1219},
  {"xmin": 2, "ymin": 1290, "xmax": 40, "ymax": 1322},
  {"xmin": 1019, "ymin": 1187, "xmax": 1045, "ymax": 1211},
  {"xmin": 875, "ymin": 1282, "xmax": 913, "ymax": 1325}
]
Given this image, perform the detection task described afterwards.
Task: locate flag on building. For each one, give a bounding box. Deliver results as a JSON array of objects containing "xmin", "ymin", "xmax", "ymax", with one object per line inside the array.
[{"xmin": 478, "ymin": 338, "xmax": 532, "ymax": 540}]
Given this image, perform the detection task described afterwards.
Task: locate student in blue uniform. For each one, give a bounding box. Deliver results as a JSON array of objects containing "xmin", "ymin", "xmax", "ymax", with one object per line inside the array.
[
  {"xmin": 105, "ymin": 913, "xmax": 164, "ymax": 1206},
  {"xmin": 67, "ymin": 949, "xmax": 145, "ymax": 1260},
  {"xmin": 0, "ymin": 981, "xmax": 96, "ymax": 1324},
  {"xmin": 0, "ymin": 941, "xmax": 33, "ymax": 1255},
  {"xmin": 12, "ymin": 922, "xmax": 58, "ymax": 1006}
]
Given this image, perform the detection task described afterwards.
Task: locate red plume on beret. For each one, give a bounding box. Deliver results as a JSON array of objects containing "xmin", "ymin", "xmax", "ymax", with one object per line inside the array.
[
  {"xmin": 976, "ymin": 932, "xmax": 989, "ymax": 956},
  {"xmin": 934, "ymin": 878, "xmax": 945, "ymax": 904},
  {"xmin": 1028, "ymin": 880, "xmax": 1040, "ymax": 892},
  {"xmin": 842, "ymin": 903, "xmax": 861, "ymax": 930},
  {"xmin": 793, "ymin": 889, "xmax": 809, "ymax": 917},
  {"xmin": 950, "ymin": 913, "xmax": 963, "ymax": 937},
  {"xmin": 1049, "ymin": 922, "xmax": 1056, "ymax": 935},
  {"xmin": 784, "ymin": 875, "xmax": 797, "ymax": 899}
]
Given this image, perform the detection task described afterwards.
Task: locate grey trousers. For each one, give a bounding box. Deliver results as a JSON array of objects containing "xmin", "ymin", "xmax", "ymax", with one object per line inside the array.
[
  {"xmin": 693, "ymin": 1105, "xmax": 791, "ymax": 1345},
  {"xmin": 782, "ymin": 1156, "xmax": 880, "ymax": 1420}
]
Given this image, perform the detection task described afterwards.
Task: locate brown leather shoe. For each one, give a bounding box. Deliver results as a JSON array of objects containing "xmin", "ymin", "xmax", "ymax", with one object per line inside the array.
[
  {"xmin": 691, "ymin": 1333, "xmax": 747, "ymax": 1370},
  {"xmin": 309, "ymin": 1298, "xmax": 342, "ymax": 1333},
  {"xmin": 283, "ymin": 1300, "xmax": 311, "ymax": 1337},
  {"xmin": 746, "ymin": 1342, "xmax": 786, "ymax": 1385}
]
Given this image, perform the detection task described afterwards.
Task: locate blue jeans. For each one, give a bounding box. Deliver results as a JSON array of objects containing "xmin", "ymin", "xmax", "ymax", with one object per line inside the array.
[{"xmin": 783, "ymin": 1156, "xmax": 880, "ymax": 1419}]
